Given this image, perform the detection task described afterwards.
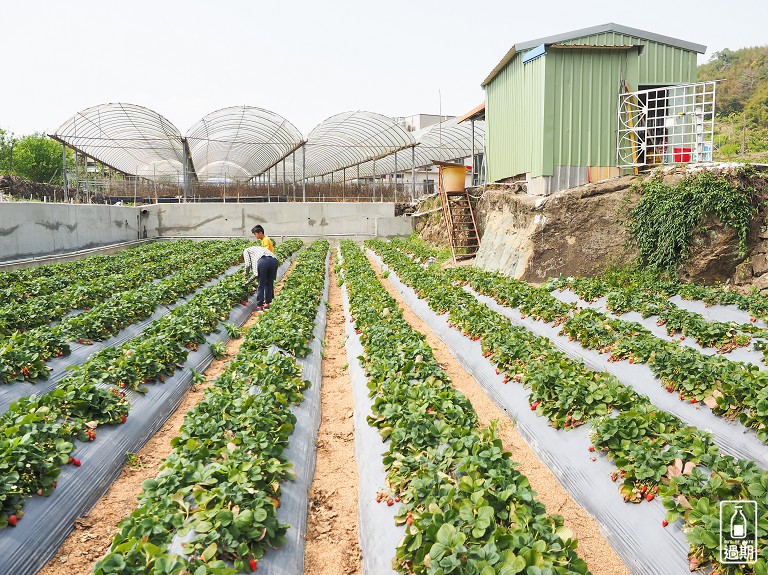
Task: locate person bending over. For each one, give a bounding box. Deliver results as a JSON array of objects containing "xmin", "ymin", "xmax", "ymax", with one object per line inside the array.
[{"xmin": 243, "ymin": 225, "xmax": 279, "ymax": 310}]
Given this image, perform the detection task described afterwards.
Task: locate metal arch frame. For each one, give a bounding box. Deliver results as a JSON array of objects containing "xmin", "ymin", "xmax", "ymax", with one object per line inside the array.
[
  {"xmin": 353, "ymin": 118, "xmax": 486, "ymax": 179},
  {"xmin": 50, "ymin": 103, "xmax": 186, "ymax": 178},
  {"xmin": 300, "ymin": 111, "xmax": 416, "ymax": 178},
  {"xmin": 185, "ymin": 105, "xmax": 304, "ymax": 182}
]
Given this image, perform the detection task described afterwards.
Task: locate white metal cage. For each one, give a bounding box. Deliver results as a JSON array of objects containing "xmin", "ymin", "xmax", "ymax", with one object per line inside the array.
[{"xmin": 617, "ymin": 81, "xmax": 717, "ymax": 168}]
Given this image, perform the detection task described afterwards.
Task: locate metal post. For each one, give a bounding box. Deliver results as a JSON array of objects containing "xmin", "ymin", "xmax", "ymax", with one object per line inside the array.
[
  {"xmin": 357, "ymin": 164, "xmax": 360, "ymax": 197},
  {"xmin": 61, "ymin": 143, "xmax": 68, "ymax": 202},
  {"xmin": 373, "ymin": 158, "xmax": 377, "ymax": 202},
  {"xmin": 411, "ymin": 145, "xmax": 416, "ymax": 201},
  {"xmin": 292, "ymin": 150, "xmax": 296, "ymax": 202},
  {"xmin": 471, "ymin": 119, "xmax": 476, "ymax": 186},
  {"xmin": 282, "ymin": 158, "xmax": 286, "ymax": 197},
  {"xmin": 330, "ymin": 171, "xmax": 333, "ymax": 201},
  {"xmin": 342, "ymin": 167, "xmax": 346, "ymax": 202},
  {"xmin": 393, "ymin": 151, "xmax": 398, "ymax": 202},
  {"xmin": 302, "ymin": 146, "xmax": 306, "ymax": 202},
  {"xmin": 182, "ymin": 155, "xmax": 187, "ymax": 202},
  {"xmin": 268, "ymin": 167, "xmax": 272, "ymax": 202},
  {"xmin": 74, "ymin": 150, "xmax": 79, "ymax": 200}
]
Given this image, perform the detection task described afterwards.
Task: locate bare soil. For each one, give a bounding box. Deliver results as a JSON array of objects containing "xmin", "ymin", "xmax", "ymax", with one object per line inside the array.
[
  {"xmin": 366, "ymin": 253, "xmax": 630, "ymax": 575},
  {"xmin": 39, "ymin": 265, "xmax": 296, "ymax": 575},
  {"xmin": 304, "ymin": 253, "xmax": 362, "ymax": 575}
]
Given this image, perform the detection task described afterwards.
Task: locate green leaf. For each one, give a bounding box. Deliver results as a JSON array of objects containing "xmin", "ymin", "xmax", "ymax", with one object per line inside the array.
[{"xmin": 201, "ymin": 542, "xmax": 217, "ymax": 563}]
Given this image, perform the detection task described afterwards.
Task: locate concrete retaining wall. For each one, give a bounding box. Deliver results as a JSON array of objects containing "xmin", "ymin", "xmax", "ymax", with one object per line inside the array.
[
  {"xmin": 0, "ymin": 202, "xmax": 413, "ymax": 262},
  {"xmin": 0, "ymin": 203, "xmax": 142, "ymax": 262}
]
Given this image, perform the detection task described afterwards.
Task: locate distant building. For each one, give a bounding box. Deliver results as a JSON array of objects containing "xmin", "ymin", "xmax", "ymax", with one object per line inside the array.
[
  {"xmin": 481, "ymin": 23, "xmax": 708, "ymax": 195},
  {"xmin": 394, "ymin": 114, "xmax": 454, "ymax": 132}
]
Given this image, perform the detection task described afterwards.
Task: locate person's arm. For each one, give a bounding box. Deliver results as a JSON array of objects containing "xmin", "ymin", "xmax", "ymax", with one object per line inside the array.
[{"xmin": 243, "ymin": 247, "xmax": 254, "ymax": 275}]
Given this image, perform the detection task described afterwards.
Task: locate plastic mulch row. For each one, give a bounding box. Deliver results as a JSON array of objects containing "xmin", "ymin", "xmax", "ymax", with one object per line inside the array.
[{"xmin": 0, "ymin": 258, "xmax": 295, "ymax": 575}]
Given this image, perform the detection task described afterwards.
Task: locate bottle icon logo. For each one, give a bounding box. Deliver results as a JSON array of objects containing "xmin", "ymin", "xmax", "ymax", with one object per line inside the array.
[
  {"xmin": 730, "ymin": 506, "xmax": 747, "ymax": 539},
  {"xmin": 720, "ymin": 500, "xmax": 758, "ymax": 564}
]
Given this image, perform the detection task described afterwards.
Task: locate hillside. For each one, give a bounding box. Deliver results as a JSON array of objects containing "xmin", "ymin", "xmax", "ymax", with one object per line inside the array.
[{"xmin": 698, "ymin": 46, "xmax": 768, "ymax": 162}]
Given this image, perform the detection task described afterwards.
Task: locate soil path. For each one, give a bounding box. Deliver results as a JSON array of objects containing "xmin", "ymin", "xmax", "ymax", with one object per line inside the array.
[
  {"xmin": 304, "ymin": 252, "xmax": 362, "ymax": 574},
  {"xmin": 366, "ymin": 253, "xmax": 630, "ymax": 575},
  {"xmin": 40, "ymin": 263, "xmax": 297, "ymax": 575}
]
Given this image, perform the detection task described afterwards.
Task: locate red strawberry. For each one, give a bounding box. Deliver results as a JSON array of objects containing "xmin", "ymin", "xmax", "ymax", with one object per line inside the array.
[
  {"xmin": 36, "ymin": 489, "xmax": 43, "ymax": 496},
  {"xmin": 355, "ymin": 329, "xmax": 361, "ymax": 335},
  {"xmin": 406, "ymin": 514, "xmax": 413, "ymax": 525},
  {"xmin": 394, "ymin": 496, "xmax": 401, "ymax": 502},
  {"xmin": 590, "ymin": 456, "xmax": 596, "ymax": 462},
  {"xmin": 74, "ymin": 458, "xmax": 81, "ymax": 467},
  {"xmin": 249, "ymin": 558, "xmax": 257, "ymax": 571},
  {"xmin": 8, "ymin": 515, "xmax": 17, "ymax": 526},
  {"xmin": 68, "ymin": 456, "xmax": 74, "ymax": 464},
  {"xmin": 644, "ymin": 493, "xmax": 655, "ymax": 502},
  {"xmin": 530, "ymin": 401, "xmax": 540, "ymax": 410},
  {"xmin": 121, "ymin": 414, "xmax": 127, "ymax": 423},
  {"xmin": 750, "ymin": 317, "xmax": 757, "ymax": 323},
  {"xmin": 680, "ymin": 336, "xmax": 685, "ymax": 341},
  {"xmin": 588, "ymin": 446, "xmax": 595, "ymax": 452},
  {"xmin": 386, "ymin": 498, "xmax": 394, "ymax": 506},
  {"xmin": 662, "ymin": 519, "xmax": 669, "ymax": 527},
  {"xmin": 241, "ymin": 300, "xmax": 248, "ymax": 306}
]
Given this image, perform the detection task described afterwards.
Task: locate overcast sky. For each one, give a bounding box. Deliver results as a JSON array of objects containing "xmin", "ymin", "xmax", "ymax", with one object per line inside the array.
[{"xmin": 1, "ymin": 0, "xmax": 764, "ymax": 138}]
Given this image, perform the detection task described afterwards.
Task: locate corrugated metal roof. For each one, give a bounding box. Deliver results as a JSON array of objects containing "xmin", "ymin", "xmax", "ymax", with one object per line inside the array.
[
  {"xmin": 481, "ymin": 22, "xmax": 706, "ymax": 86},
  {"xmin": 456, "ymin": 103, "xmax": 485, "ymax": 124}
]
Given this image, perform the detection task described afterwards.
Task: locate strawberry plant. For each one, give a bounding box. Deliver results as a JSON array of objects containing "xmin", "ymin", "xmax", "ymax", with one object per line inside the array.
[
  {"xmin": 0, "ymin": 239, "xmax": 305, "ymax": 527},
  {"xmin": 342, "ymin": 241, "xmax": 589, "ymax": 575},
  {"xmin": 94, "ymin": 241, "xmax": 327, "ymax": 573},
  {"xmin": 371, "ymin": 237, "xmax": 768, "ymax": 574}
]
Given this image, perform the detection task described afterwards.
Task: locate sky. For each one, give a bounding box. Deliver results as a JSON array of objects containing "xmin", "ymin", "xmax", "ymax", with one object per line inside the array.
[{"xmin": 1, "ymin": 0, "xmax": 765, "ymax": 138}]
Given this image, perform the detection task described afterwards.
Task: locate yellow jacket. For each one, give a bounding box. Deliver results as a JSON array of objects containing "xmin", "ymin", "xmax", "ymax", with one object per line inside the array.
[{"xmin": 261, "ymin": 236, "xmax": 275, "ymax": 253}]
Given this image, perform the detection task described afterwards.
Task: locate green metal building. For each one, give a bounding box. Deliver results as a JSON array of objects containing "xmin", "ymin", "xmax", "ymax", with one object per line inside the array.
[{"xmin": 482, "ymin": 23, "xmax": 706, "ymax": 194}]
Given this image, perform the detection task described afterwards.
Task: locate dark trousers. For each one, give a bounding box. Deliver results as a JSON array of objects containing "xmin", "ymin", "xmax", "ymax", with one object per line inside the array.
[{"xmin": 256, "ymin": 256, "xmax": 279, "ymax": 306}]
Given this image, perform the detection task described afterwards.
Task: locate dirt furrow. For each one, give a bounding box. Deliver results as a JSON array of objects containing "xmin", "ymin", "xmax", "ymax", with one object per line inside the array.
[{"xmin": 304, "ymin": 251, "xmax": 362, "ymax": 575}]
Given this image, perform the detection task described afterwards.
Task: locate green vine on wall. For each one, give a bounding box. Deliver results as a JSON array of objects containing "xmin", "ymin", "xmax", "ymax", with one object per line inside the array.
[{"xmin": 628, "ymin": 168, "xmax": 756, "ymax": 272}]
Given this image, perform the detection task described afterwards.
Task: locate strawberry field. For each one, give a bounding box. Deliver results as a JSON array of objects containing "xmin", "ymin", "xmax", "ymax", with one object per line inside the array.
[
  {"xmin": 365, "ymin": 236, "xmax": 768, "ymax": 575},
  {"xmin": 2, "ymin": 234, "xmax": 767, "ymax": 575}
]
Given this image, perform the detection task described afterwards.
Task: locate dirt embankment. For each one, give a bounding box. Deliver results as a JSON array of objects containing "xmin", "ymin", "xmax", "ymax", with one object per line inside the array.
[{"xmin": 416, "ymin": 168, "xmax": 768, "ymax": 290}]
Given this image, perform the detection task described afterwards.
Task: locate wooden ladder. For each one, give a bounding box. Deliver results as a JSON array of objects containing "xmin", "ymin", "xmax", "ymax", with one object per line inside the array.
[{"xmin": 440, "ymin": 187, "xmax": 480, "ymax": 261}]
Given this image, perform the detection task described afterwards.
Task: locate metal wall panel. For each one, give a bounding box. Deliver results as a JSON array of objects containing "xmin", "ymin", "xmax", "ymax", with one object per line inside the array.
[
  {"xmin": 486, "ymin": 53, "xmax": 546, "ymax": 182},
  {"xmin": 547, "ymin": 48, "xmax": 638, "ymax": 169}
]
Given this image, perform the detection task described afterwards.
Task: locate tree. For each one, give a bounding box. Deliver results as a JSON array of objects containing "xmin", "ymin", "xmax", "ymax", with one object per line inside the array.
[
  {"xmin": 0, "ymin": 129, "xmax": 13, "ymax": 174},
  {"xmin": 10, "ymin": 133, "xmax": 65, "ymax": 184}
]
